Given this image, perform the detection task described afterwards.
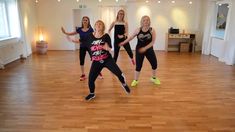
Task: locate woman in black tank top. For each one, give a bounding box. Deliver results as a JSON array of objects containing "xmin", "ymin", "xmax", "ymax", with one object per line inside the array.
[
  {"xmin": 108, "ymin": 9, "xmax": 135, "ymax": 65},
  {"xmin": 120, "ymin": 15, "xmax": 161, "ymax": 87}
]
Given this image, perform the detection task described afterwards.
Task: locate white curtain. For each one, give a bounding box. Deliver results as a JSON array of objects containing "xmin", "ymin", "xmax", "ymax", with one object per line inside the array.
[
  {"xmin": 202, "ymin": 1, "xmax": 217, "ymax": 55},
  {"xmin": 222, "ymin": 1, "xmax": 235, "ymax": 65}
]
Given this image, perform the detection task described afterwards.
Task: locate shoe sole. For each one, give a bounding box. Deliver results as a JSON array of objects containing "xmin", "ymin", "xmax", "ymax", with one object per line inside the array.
[
  {"xmin": 80, "ymin": 77, "xmax": 86, "ymax": 81},
  {"xmin": 131, "ymin": 82, "xmax": 138, "ymax": 87},
  {"xmin": 150, "ymin": 79, "xmax": 161, "ymax": 85},
  {"xmin": 131, "ymin": 84, "xmax": 137, "ymax": 87},
  {"xmin": 121, "ymin": 85, "xmax": 130, "ymax": 94},
  {"xmin": 86, "ymin": 95, "xmax": 96, "ymax": 101}
]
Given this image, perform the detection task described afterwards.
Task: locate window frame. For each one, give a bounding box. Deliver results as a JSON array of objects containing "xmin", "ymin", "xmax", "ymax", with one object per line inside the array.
[{"xmin": 212, "ymin": 1, "xmax": 231, "ymax": 40}]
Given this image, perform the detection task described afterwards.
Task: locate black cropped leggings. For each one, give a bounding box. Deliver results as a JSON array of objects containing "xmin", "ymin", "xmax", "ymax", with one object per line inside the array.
[
  {"xmin": 135, "ymin": 48, "xmax": 157, "ymax": 72},
  {"xmin": 79, "ymin": 46, "xmax": 91, "ymax": 66},
  {"xmin": 88, "ymin": 57, "xmax": 126, "ymax": 93}
]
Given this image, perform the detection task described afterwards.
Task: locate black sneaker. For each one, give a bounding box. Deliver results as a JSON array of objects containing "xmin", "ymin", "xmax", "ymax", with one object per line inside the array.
[
  {"xmin": 85, "ymin": 93, "xmax": 95, "ymax": 101},
  {"xmin": 122, "ymin": 84, "xmax": 131, "ymax": 94}
]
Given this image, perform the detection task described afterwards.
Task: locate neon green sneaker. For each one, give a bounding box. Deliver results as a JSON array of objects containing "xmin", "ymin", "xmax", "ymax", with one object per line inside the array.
[
  {"xmin": 131, "ymin": 80, "xmax": 138, "ymax": 87},
  {"xmin": 150, "ymin": 77, "xmax": 161, "ymax": 85}
]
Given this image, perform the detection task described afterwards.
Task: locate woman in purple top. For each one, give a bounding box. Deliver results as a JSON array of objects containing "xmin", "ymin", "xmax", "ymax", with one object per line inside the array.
[{"xmin": 61, "ymin": 16, "xmax": 103, "ymax": 81}]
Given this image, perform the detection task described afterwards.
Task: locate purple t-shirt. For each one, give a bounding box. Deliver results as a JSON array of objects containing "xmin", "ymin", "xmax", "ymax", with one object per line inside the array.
[{"xmin": 76, "ymin": 27, "xmax": 94, "ymax": 47}]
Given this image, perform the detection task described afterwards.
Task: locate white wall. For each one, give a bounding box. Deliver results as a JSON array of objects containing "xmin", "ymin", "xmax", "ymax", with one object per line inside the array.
[
  {"xmin": 126, "ymin": 0, "xmax": 202, "ymax": 50},
  {"xmin": 36, "ymin": 0, "xmax": 203, "ymax": 51},
  {"xmin": 36, "ymin": 0, "xmax": 126, "ymax": 50}
]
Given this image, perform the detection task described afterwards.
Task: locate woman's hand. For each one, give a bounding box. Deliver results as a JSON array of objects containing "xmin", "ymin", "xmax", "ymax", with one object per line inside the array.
[
  {"xmin": 102, "ymin": 43, "xmax": 111, "ymax": 51},
  {"xmin": 118, "ymin": 34, "xmax": 125, "ymax": 39},
  {"xmin": 61, "ymin": 27, "xmax": 67, "ymax": 34},
  {"xmin": 66, "ymin": 36, "xmax": 80, "ymax": 44},
  {"xmin": 119, "ymin": 42, "xmax": 125, "ymax": 46},
  {"xmin": 66, "ymin": 35, "xmax": 72, "ymax": 42}
]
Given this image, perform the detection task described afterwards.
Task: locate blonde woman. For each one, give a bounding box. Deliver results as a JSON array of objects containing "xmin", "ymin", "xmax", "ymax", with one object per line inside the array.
[
  {"xmin": 120, "ymin": 16, "xmax": 160, "ymax": 87},
  {"xmin": 67, "ymin": 20, "xmax": 130, "ymax": 101},
  {"xmin": 108, "ymin": 9, "xmax": 135, "ymax": 65}
]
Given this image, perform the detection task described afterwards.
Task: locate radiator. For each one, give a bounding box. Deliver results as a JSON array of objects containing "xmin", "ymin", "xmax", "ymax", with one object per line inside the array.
[
  {"xmin": 0, "ymin": 38, "xmax": 23, "ymax": 69},
  {"xmin": 211, "ymin": 37, "xmax": 225, "ymax": 58}
]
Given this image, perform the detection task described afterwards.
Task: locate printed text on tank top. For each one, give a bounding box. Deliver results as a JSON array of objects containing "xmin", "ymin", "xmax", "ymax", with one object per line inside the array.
[{"xmin": 90, "ymin": 37, "xmax": 108, "ymax": 61}]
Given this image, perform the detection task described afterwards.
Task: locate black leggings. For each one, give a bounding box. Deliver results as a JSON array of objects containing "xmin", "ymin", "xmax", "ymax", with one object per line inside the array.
[
  {"xmin": 79, "ymin": 46, "xmax": 91, "ymax": 66},
  {"xmin": 135, "ymin": 48, "xmax": 157, "ymax": 72},
  {"xmin": 113, "ymin": 38, "xmax": 133, "ymax": 62},
  {"xmin": 88, "ymin": 57, "xmax": 126, "ymax": 93}
]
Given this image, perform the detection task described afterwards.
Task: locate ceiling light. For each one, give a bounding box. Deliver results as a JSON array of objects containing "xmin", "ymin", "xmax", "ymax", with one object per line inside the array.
[
  {"xmin": 77, "ymin": 0, "xmax": 79, "ymax": 2},
  {"xmin": 171, "ymin": 1, "xmax": 175, "ymax": 3},
  {"xmin": 116, "ymin": 0, "xmax": 118, "ymax": 2},
  {"xmin": 99, "ymin": 0, "xmax": 102, "ymax": 2},
  {"xmin": 189, "ymin": 1, "xmax": 192, "ymax": 4},
  {"xmin": 35, "ymin": 0, "xmax": 38, "ymax": 3},
  {"xmin": 158, "ymin": 1, "xmax": 161, "ymax": 3},
  {"xmin": 58, "ymin": 0, "xmax": 61, "ymax": 2},
  {"xmin": 146, "ymin": 0, "xmax": 149, "ymax": 3}
]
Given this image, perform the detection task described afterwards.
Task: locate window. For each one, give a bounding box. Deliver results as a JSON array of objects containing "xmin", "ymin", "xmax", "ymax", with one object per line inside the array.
[
  {"xmin": 0, "ymin": 1, "xmax": 9, "ymax": 38},
  {"xmin": 0, "ymin": 0, "xmax": 20, "ymax": 40},
  {"xmin": 213, "ymin": 3, "xmax": 230, "ymax": 39}
]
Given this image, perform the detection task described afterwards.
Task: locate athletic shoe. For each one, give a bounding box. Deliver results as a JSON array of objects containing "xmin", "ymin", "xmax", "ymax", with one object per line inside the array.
[
  {"xmin": 150, "ymin": 77, "xmax": 161, "ymax": 85},
  {"xmin": 121, "ymin": 84, "xmax": 131, "ymax": 94},
  {"xmin": 131, "ymin": 58, "xmax": 135, "ymax": 65},
  {"xmin": 80, "ymin": 74, "xmax": 86, "ymax": 81},
  {"xmin": 131, "ymin": 80, "xmax": 138, "ymax": 87},
  {"xmin": 98, "ymin": 73, "xmax": 104, "ymax": 79},
  {"xmin": 85, "ymin": 93, "xmax": 95, "ymax": 101}
]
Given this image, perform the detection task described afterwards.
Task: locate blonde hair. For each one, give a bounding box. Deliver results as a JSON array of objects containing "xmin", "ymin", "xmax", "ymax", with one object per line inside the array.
[
  {"xmin": 140, "ymin": 15, "xmax": 151, "ymax": 27},
  {"xmin": 116, "ymin": 9, "xmax": 125, "ymax": 22},
  {"xmin": 94, "ymin": 20, "xmax": 105, "ymax": 34}
]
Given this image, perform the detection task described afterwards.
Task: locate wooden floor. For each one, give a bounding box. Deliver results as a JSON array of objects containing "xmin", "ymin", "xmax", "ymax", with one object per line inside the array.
[{"xmin": 0, "ymin": 51, "xmax": 235, "ymax": 132}]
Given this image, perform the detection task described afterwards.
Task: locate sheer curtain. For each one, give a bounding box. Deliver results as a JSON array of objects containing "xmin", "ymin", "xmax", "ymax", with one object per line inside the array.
[
  {"xmin": 98, "ymin": 6, "xmax": 126, "ymax": 49},
  {"xmin": 202, "ymin": 1, "xmax": 217, "ymax": 55},
  {"xmin": 221, "ymin": 1, "xmax": 235, "ymax": 65}
]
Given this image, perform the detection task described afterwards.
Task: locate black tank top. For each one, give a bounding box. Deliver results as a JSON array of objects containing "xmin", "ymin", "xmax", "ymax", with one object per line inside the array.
[
  {"xmin": 136, "ymin": 27, "xmax": 152, "ymax": 50},
  {"xmin": 114, "ymin": 23, "xmax": 125, "ymax": 39}
]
